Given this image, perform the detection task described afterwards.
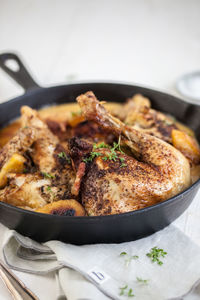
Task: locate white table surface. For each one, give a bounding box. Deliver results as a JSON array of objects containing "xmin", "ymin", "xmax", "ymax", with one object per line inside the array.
[{"xmin": 0, "ymin": 0, "xmax": 200, "ymax": 299}]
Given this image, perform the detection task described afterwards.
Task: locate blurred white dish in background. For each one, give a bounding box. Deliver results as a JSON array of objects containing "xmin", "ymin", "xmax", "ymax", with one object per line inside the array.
[{"xmin": 176, "ymin": 71, "xmax": 200, "ymax": 104}]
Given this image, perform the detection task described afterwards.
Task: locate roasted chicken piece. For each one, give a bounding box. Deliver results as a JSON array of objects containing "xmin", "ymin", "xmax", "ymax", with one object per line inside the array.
[
  {"xmin": 0, "ymin": 106, "xmax": 76, "ymax": 209},
  {"xmin": 47, "ymin": 118, "xmax": 115, "ymax": 145},
  {"xmin": 0, "ymin": 126, "xmax": 36, "ymax": 170},
  {"xmin": 121, "ymin": 94, "xmax": 178, "ymax": 143},
  {"xmin": 0, "ymin": 173, "xmax": 50, "ymax": 208},
  {"xmin": 76, "ymin": 91, "xmax": 191, "ymax": 216},
  {"xmin": 0, "ymin": 154, "xmax": 26, "ymax": 188},
  {"xmin": 0, "ymin": 173, "xmax": 83, "ymax": 211},
  {"xmin": 20, "ymin": 106, "xmax": 76, "ymax": 199},
  {"xmin": 171, "ymin": 129, "xmax": 200, "ymax": 165},
  {"xmin": 0, "ymin": 126, "xmax": 37, "ymax": 188}
]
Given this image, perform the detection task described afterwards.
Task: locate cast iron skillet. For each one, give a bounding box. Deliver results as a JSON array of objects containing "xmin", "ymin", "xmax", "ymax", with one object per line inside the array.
[{"xmin": 0, "ymin": 53, "xmax": 200, "ymax": 245}]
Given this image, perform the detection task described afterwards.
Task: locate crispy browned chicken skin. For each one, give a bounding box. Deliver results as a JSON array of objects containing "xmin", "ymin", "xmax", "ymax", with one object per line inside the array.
[
  {"xmin": 77, "ymin": 91, "xmax": 191, "ymax": 216},
  {"xmin": 0, "ymin": 106, "xmax": 76, "ymax": 209}
]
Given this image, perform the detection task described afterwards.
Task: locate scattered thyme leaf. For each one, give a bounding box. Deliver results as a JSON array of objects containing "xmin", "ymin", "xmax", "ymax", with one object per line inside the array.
[
  {"xmin": 23, "ymin": 168, "xmax": 28, "ymax": 174},
  {"xmin": 58, "ymin": 152, "xmax": 67, "ymax": 159},
  {"xmin": 119, "ymin": 285, "xmax": 134, "ymax": 297},
  {"xmin": 136, "ymin": 277, "xmax": 149, "ymax": 285},
  {"xmin": 125, "ymin": 256, "xmax": 138, "ymax": 266},
  {"xmin": 120, "ymin": 163, "xmax": 127, "ymax": 168},
  {"xmin": 127, "ymin": 288, "xmax": 134, "ymax": 297},
  {"xmin": 132, "ymin": 255, "xmax": 139, "ymax": 259},
  {"xmin": 146, "ymin": 246, "xmax": 167, "ymax": 265},
  {"xmin": 119, "ymin": 285, "xmax": 128, "ymax": 296},
  {"xmin": 47, "ymin": 186, "xmax": 52, "ymax": 192},
  {"xmin": 120, "ymin": 252, "xmax": 139, "ymax": 266},
  {"xmin": 42, "ymin": 172, "xmax": 55, "ymax": 179},
  {"xmin": 120, "ymin": 252, "xmax": 127, "ymax": 256}
]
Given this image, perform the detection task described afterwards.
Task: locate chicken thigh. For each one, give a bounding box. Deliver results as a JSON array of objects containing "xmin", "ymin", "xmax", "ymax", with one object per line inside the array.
[{"xmin": 77, "ymin": 91, "xmax": 191, "ymax": 216}]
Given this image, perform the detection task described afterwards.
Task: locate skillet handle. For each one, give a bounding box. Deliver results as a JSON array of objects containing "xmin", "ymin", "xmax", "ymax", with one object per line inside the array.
[{"xmin": 0, "ymin": 53, "xmax": 40, "ymax": 92}]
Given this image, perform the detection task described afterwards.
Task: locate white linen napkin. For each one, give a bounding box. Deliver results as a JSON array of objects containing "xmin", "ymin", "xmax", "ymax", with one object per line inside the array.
[{"xmin": 3, "ymin": 224, "xmax": 200, "ymax": 300}]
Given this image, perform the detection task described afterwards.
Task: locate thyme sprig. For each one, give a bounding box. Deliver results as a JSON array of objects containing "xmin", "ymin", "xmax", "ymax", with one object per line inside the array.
[
  {"xmin": 82, "ymin": 151, "xmax": 102, "ymax": 163},
  {"xmin": 82, "ymin": 137, "xmax": 127, "ymax": 167},
  {"xmin": 93, "ymin": 142, "xmax": 111, "ymax": 149},
  {"xmin": 146, "ymin": 246, "xmax": 167, "ymax": 265}
]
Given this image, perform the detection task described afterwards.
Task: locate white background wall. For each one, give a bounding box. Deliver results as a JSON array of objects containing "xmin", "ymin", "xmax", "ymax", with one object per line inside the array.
[{"xmin": 0, "ymin": 0, "xmax": 200, "ymax": 101}]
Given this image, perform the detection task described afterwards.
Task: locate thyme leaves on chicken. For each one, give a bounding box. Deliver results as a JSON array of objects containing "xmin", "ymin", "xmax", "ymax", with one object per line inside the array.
[
  {"xmin": 102, "ymin": 149, "xmax": 118, "ymax": 161},
  {"xmin": 146, "ymin": 247, "xmax": 167, "ymax": 265},
  {"xmin": 120, "ymin": 163, "xmax": 127, "ymax": 168},
  {"xmin": 106, "ymin": 136, "xmax": 126, "ymax": 166},
  {"xmin": 57, "ymin": 152, "xmax": 71, "ymax": 164},
  {"xmin": 83, "ymin": 137, "xmax": 127, "ymax": 167},
  {"xmin": 42, "ymin": 172, "xmax": 55, "ymax": 179},
  {"xmin": 119, "ymin": 157, "xmax": 127, "ymax": 167},
  {"xmin": 58, "ymin": 152, "xmax": 67, "ymax": 159},
  {"xmin": 93, "ymin": 142, "xmax": 111, "ymax": 149},
  {"xmin": 47, "ymin": 186, "xmax": 52, "ymax": 192},
  {"xmin": 46, "ymin": 186, "xmax": 56, "ymax": 199},
  {"xmin": 82, "ymin": 151, "xmax": 102, "ymax": 163}
]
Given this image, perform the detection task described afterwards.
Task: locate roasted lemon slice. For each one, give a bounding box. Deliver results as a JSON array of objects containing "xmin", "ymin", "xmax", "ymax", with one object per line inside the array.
[{"xmin": 0, "ymin": 154, "xmax": 26, "ymax": 188}]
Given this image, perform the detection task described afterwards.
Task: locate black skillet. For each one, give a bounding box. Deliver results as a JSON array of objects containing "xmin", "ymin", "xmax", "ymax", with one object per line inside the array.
[{"xmin": 0, "ymin": 53, "xmax": 200, "ymax": 245}]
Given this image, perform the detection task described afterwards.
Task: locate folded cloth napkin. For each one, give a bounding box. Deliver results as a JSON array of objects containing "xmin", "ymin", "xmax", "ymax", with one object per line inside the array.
[{"xmin": 2, "ymin": 225, "xmax": 200, "ymax": 300}]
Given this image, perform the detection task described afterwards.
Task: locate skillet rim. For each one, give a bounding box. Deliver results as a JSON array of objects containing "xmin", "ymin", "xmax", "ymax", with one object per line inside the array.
[
  {"xmin": 0, "ymin": 177, "xmax": 199, "ymax": 221},
  {"xmin": 1, "ymin": 79, "xmax": 200, "ymax": 109},
  {"xmin": 0, "ymin": 81, "xmax": 200, "ymax": 220}
]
